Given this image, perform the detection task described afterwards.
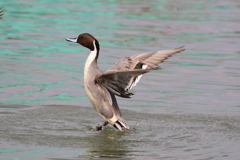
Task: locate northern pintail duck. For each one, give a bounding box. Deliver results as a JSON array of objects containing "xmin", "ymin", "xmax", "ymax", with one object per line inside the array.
[{"xmin": 66, "ymin": 33, "xmax": 185, "ymax": 131}]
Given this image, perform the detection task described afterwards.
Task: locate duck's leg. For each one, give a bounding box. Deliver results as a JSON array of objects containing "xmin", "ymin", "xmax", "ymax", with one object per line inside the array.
[{"xmin": 93, "ymin": 121, "xmax": 108, "ymax": 131}]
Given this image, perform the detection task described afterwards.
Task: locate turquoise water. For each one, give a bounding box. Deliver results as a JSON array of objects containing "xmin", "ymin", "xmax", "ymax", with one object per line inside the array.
[{"xmin": 1, "ymin": 0, "xmax": 240, "ymax": 159}]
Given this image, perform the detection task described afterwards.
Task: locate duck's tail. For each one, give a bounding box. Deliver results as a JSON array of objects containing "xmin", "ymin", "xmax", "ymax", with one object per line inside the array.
[{"xmin": 113, "ymin": 118, "xmax": 130, "ymax": 131}]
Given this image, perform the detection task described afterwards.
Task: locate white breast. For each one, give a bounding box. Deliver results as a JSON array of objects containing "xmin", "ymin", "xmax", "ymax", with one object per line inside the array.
[
  {"xmin": 84, "ymin": 41, "xmax": 98, "ymax": 107},
  {"xmin": 84, "ymin": 40, "xmax": 97, "ymax": 80}
]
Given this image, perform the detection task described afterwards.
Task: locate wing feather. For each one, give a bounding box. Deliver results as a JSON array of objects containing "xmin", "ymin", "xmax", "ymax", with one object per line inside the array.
[
  {"xmin": 97, "ymin": 46, "xmax": 185, "ymax": 97},
  {"xmin": 95, "ymin": 69, "xmax": 149, "ymax": 98}
]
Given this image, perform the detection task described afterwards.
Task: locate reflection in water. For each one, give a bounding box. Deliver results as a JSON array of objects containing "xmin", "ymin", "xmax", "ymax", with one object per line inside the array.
[
  {"xmin": 81, "ymin": 129, "xmax": 130, "ymax": 159},
  {"xmin": 0, "ymin": 104, "xmax": 240, "ymax": 159}
]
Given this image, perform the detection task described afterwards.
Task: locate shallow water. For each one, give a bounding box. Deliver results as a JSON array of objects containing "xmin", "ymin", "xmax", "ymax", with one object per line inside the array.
[{"xmin": 1, "ymin": 0, "xmax": 240, "ymax": 159}]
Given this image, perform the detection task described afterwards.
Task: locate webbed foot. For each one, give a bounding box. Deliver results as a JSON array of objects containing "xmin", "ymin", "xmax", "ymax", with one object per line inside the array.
[{"xmin": 92, "ymin": 121, "xmax": 108, "ymax": 131}]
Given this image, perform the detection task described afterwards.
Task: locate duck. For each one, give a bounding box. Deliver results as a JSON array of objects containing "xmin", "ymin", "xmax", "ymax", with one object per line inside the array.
[{"xmin": 66, "ymin": 33, "xmax": 185, "ymax": 131}]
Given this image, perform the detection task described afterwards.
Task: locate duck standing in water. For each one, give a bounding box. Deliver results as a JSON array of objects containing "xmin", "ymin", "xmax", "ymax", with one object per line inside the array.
[{"xmin": 66, "ymin": 33, "xmax": 184, "ymax": 131}]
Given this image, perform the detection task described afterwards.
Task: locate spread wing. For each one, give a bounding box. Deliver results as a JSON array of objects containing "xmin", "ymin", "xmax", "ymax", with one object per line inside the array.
[
  {"xmin": 109, "ymin": 46, "xmax": 185, "ymax": 70},
  {"xmin": 95, "ymin": 69, "xmax": 149, "ymax": 98},
  {"xmin": 96, "ymin": 46, "xmax": 185, "ymax": 98}
]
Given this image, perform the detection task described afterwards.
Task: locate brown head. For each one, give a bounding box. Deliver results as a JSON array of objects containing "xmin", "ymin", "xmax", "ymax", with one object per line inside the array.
[{"xmin": 66, "ymin": 33, "xmax": 99, "ymax": 51}]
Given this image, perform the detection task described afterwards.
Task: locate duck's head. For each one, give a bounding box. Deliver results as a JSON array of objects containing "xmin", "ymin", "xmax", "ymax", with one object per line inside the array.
[{"xmin": 66, "ymin": 33, "xmax": 99, "ymax": 51}]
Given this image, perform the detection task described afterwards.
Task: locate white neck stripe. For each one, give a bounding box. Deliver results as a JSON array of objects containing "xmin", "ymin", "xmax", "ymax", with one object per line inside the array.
[
  {"xmin": 84, "ymin": 40, "xmax": 98, "ymax": 74},
  {"xmin": 92, "ymin": 40, "xmax": 96, "ymax": 51}
]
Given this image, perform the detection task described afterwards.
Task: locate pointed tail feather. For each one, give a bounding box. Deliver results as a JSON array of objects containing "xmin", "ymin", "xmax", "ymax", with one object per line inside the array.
[{"xmin": 113, "ymin": 119, "xmax": 130, "ymax": 131}]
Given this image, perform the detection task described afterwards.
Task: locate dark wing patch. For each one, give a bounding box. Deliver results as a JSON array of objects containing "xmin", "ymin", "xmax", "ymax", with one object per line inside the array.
[{"xmin": 95, "ymin": 69, "xmax": 149, "ymax": 98}]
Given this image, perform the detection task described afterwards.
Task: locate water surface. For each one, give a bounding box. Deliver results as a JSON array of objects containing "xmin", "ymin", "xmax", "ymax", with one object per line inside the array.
[{"xmin": 0, "ymin": 0, "xmax": 240, "ymax": 159}]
